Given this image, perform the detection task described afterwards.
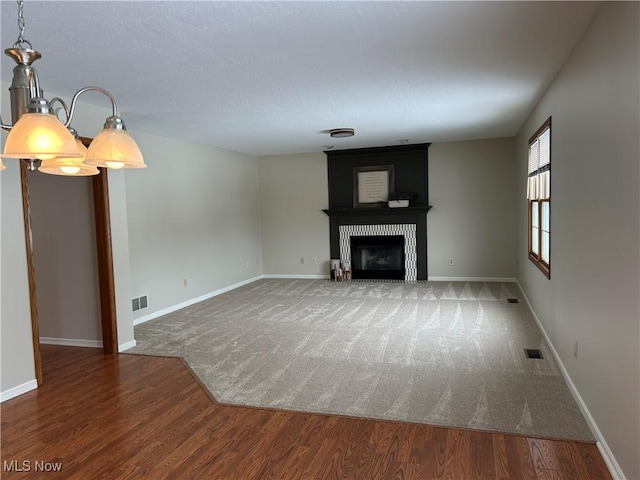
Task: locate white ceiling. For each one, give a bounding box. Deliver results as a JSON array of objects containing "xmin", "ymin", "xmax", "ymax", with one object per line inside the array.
[{"xmin": 1, "ymin": 1, "xmax": 601, "ymax": 156}]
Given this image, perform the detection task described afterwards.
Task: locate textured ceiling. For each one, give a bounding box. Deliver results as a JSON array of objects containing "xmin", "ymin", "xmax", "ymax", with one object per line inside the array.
[{"xmin": 1, "ymin": 1, "xmax": 600, "ymax": 156}]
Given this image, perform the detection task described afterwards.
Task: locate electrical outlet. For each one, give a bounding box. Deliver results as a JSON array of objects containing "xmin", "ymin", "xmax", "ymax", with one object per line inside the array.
[
  {"xmin": 312, "ymin": 257, "xmax": 317, "ymax": 264},
  {"xmin": 448, "ymin": 258, "xmax": 454, "ymax": 266},
  {"xmin": 300, "ymin": 257, "xmax": 305, "ymax": 264},
  {"xmin": 574, "ymin": 341, "xmax": 578, "ymax": 359},
  {"xmin": 246, "ymin": 261, "xmax": 250, "ymax": 268},
  {"xmin": 183, "ymin": 278, "xmax": 187, "ymax": 287}
]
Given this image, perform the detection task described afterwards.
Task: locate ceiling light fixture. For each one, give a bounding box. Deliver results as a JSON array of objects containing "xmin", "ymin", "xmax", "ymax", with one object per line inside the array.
[
  {"xmin": 329, "ymin": 128, "xmax": 355, "ymax": 138},
  {"xmin": 0, "ymin": 0, "xmax": 145, "ymax": 175},
  {"xmin": 38, "ymin": 129, "xmax": 99, "ymax": 176}
]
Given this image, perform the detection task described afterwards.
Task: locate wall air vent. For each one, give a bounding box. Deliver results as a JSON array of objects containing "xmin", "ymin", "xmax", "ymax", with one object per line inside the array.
[
  {"xmin": 132, "ymin": 295, "xmax": 149, "ymax": 312},
  {"xmin": 507, "ymin": 298, "xmax": 520, "ymax": 303}
]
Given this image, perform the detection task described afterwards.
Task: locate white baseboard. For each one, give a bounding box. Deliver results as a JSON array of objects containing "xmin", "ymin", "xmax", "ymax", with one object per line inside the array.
[
  {"xmin": 133, "ymin": 275, "xmax": 264, "ymax": 326},
  {"xmin": 429, "ymin": 276, "xmax": 517, "ymax": 282},
  {"xmin": 118, "ymin": 339, "xmax": 137, "ymax": 352},
  {"xmin": 516, "ymin": 281, "xmax": 625, "ymax": 480},
  {"xmin": 1, "ymin": 379, "xmax": 37, "ymax": 403},
  {"xmin": 265, "ymin": 275, "xmax": 514, "ymax": 282},
  {"xmin": 262, "ymin": 274, "xmax": 330, "ymax": 279},
  {"xmin": 133, "ymin": 274, "xmax": 513, "ymax": 328},
  {"xmin": 39, "ymin": 337, "xmax": 102, "ymax": 348},
  {"xmin": 39, "ymin": 336, "xmax": 137, "ymax": 354}
]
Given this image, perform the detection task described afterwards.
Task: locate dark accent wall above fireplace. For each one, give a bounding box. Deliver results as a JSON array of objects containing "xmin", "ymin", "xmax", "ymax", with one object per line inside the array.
[
  {"xmin": 326, "ymin": 143, "xmax": 430, "ymax": 209},
  {"xmin": 323, "ymin": 144, "xmax": 432, "ymax": 280}
]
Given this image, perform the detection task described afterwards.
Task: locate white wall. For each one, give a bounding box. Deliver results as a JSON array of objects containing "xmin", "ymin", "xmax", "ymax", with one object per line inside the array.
[
  {"xmin": 429, "ymin": 138, "xmax": 517, "ymax": 279},
  {"xmin": 516, "ymin": 3, "xmax": 639, "ymax": 478},
  {"xmin": 29, "ymin": 174, "xmax": 102, "ymax": 344},
  {"xmin": 105, "ymin": 170, "xmax": 136, "ymax": 351},
  {"xmin": 1, "ymin": 88, "xmax": 37, "ymax": 399},
  {"xmin": 125, "ymin": 133, "xmax": 263, "ymax": 321},
  {"xmin": 258, "ymin": 152, "xmax": 330, "ymax": 276},
  {"xmin": 0, "ymin": 150, "xmax": 36, "ymax": 398}
]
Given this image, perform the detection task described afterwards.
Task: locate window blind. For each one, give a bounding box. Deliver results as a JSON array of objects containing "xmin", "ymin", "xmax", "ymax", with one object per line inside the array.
[{"xmin": 527, "ymin": 126, "xmax": 551, "ymax": 200}]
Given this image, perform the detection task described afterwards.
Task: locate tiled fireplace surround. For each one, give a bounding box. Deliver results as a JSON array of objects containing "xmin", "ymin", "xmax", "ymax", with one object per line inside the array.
[
  {"xmin": 324, "ymin": 143, "xmax": 431, "ymax": 280},
  {"xmin": 339, "ymin": 224, "xmax": 418, "ymax": 281},
  {"xmin": 325, "ymin": 208, "xmax": 430, "ymax": 280}
]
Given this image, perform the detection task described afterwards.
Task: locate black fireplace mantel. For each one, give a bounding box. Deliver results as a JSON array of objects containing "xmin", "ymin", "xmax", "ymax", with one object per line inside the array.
[{"xmin": 323, "ymin": 206, "xmax": 432, "ymax": 217}]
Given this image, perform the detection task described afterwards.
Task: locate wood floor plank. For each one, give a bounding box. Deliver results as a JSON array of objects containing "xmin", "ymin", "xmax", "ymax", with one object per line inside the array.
[
  {"xmin": 577, "ymin": 443, "xmax": 613, "ymax": 480},
  {"xmin": 443, "ymin": 428, "xmax": 471, "ymax": 479},
  {"xmin": 0, "ymin": 346, "xmax": 612, "ymax": 480},
  {"xmin": 408, "ymin": 428, "xmax": 437, "ymax": 478},
  {"xmin": 529, "ymin": 438, "xmax": 562, "ymax": 472},
  {"xmin": 493, "ymin": 434, "xmax": 511, "ymax": 479},
  {"xmin": 470, "ymin": 430, "xmax": 497, "ymax": 479},
  {"xmin": 508, "ymin": 434, "xmax": 538, "ymax": 479}
]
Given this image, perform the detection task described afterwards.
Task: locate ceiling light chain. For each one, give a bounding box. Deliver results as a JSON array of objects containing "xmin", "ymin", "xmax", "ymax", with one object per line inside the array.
[
  {"xmin": 0, "ymin": 0, "xmax": 146, "ymax": 175},
  {"xmin": 15, "ymin": 0, "xmax": 27, "ymax": 46}
]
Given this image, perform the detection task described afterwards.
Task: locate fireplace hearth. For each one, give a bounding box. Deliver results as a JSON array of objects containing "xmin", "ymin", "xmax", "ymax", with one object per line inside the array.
[{"xmin": 351, "ymin": 235, "xmax": 405, "ymax": 280}]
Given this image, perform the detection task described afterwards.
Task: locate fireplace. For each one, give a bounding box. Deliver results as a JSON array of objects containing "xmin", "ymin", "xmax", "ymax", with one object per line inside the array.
[
  {"xmin": 339, "ymin": 224, "xmax": 418, "ymax": 281},
  {"xmin": 351, "ymin": 236, "xmax": 405, "ymax": 280},
  {"xmin": 324, "ymin": 144, "xmax": 432, "ymax": 280}
]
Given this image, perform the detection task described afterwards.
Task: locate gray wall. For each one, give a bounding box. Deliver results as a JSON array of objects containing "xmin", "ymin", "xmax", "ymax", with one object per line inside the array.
[
  {"xmin": 258, "ymin": 142, "xmax": 517, "ymax": 280},
  {"xmin": 107, "ymin": 170, "xmax": 136, "ymax": 350},
  {"xmin": 0, "ymin": 153, "xmax": 36, "ymax": 396},
  {"xmin": 125, "ymin": 133, "xmax": 263, "ymax": 321},
  {"xmin": 29, "ymin": 174, "xmax": 101, "ymax": 343},
  {"xmin": 516, "ymin": 3, "xmax": 639, "ymax": 478},
  {"xmin": 258, "ymin": 152, "xmax": 330, "ymax": 276},
  {"xmin": 429, "ymin": 138, "xmax": 516, "ymax": 279}
]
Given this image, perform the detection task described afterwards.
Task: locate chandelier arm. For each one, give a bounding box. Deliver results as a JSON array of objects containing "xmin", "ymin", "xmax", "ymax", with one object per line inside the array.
[
  {"xmin": 27, "ymin": 68, "xmax": 40, "ymax": 98},
  {"xmin": 0, "ymin": 118, "xmax": 14, "ymax": 132},
  {"xmin": 64, "ymin": 87, "xmax": 119, "ymax": 128},
  {"xmin": 49, "ymin": 97, "xmax": 71, "ymax": 124}
]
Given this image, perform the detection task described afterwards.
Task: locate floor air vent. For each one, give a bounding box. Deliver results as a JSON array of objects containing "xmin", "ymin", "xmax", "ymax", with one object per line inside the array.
[{"xmin": 524, "ymin": 348, "xmax": 544, "ymax": 359}]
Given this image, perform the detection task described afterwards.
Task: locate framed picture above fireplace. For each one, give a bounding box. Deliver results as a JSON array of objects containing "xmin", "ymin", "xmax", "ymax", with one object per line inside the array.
[{"xmin": 353, "ymin": 165, "xmax": 394, "ymax": 208}]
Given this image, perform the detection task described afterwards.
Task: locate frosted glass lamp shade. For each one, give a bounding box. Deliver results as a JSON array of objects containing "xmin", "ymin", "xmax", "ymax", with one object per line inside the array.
[
  {"xmin": 85, "ymin": 128, "xmax": 146, "ymax": 169},
  {"xmin": 0, "ymin": 159, "xmax": 5, "ymax": 171},
  {"xmin": 0, "ymin": 113, "xmax": 81, "ymax": 160},
  {"xmin": 39, "ymin": 139, "xmax": 100, "ymax": 176}
]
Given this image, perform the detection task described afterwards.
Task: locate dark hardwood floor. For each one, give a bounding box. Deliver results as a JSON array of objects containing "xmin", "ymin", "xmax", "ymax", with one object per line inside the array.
[{"xmin": 1, "ymin": 346, "xmax": 611, "ymax": 479}]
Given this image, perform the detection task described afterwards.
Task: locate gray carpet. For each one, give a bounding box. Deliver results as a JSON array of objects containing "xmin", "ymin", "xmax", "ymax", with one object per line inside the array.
[{"xmin": 130, "ymin": 279, "xmax": 594, "ymax": 442}]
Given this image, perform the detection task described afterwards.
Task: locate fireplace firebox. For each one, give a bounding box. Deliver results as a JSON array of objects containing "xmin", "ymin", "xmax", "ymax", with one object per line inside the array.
[{"xmin": 350, "ymin": 235, "xmax": 405, "ymax": 280}]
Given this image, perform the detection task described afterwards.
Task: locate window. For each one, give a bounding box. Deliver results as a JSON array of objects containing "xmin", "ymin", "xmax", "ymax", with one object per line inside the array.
[{"xmin": 527, "ymin": 117, "xmax": 551, "ymax": 278}]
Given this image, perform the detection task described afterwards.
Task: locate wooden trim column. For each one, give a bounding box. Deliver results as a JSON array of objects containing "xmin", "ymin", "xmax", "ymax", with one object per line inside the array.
[
  {"xmin": 91, "ymin": 169, "xmax": 119, "ymax": 354},
  {"xmin": 19, "ymin": 160, "xmax": 43, "ymax": 385}
]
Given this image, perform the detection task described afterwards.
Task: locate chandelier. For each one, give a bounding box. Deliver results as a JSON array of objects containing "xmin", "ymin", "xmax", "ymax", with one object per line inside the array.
[{"xmin": 0, "ymin": 0, "xmax": 146, "ymax": 175}]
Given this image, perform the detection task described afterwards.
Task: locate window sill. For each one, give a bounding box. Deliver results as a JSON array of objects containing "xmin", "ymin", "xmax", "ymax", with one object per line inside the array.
[{"xmin": 528, "ymin": 253, "xmax": 550, "ymax": 279}]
